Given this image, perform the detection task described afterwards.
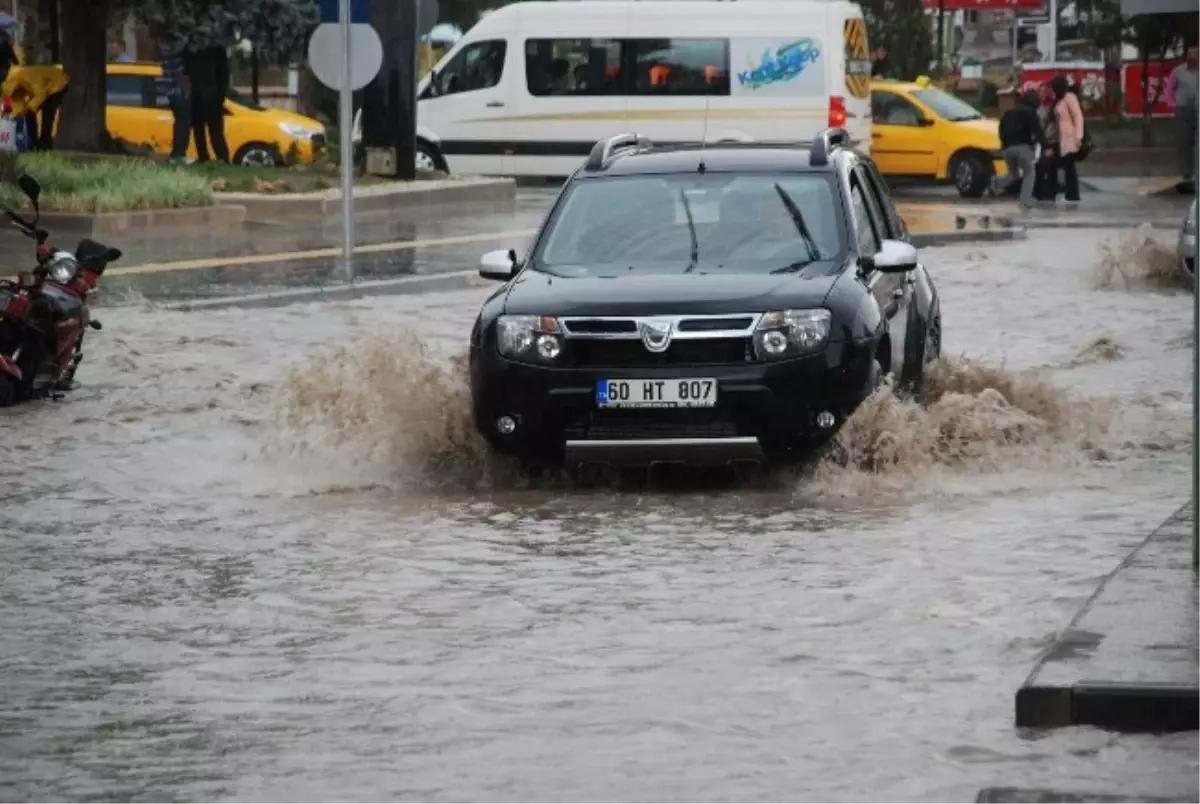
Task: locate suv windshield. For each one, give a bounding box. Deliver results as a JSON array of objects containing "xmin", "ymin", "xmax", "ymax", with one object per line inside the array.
[
  {"xmin": 911, "ymin": 87, "xmax": 983, "ymax": 122},
  {"xmin": 534, "ymin": 173, "xmax": 845, "ymax": 277}
]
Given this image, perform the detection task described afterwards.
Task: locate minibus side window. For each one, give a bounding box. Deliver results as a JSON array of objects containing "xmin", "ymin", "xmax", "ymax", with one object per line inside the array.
[
  {"xmin": 434, "ymin": 40, "xmax": 507, "ymax": 97},
  {"xmin": 525, "ymin": 38, "xmax": 623, "ymax": 96},
  {"xmin": 626, "ymin": 38, "xmax": 730, "ymax": 97}
]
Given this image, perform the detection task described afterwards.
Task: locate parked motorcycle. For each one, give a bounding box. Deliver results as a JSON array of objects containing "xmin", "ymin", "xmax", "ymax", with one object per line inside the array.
[{"xmin": 0, "ymin": 174, "xmax": 122, "ymax": 407}]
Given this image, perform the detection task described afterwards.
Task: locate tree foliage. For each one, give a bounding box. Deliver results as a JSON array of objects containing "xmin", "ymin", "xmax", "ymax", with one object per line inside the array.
[{"xmin": 859, "ymin": 0, "xmax": 934, "ymax": 81}]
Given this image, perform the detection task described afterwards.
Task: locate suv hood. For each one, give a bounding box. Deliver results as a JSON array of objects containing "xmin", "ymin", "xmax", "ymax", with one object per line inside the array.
[{"xmin": 503, "ymin": 268, "xmax": 841, "ymax": 317}]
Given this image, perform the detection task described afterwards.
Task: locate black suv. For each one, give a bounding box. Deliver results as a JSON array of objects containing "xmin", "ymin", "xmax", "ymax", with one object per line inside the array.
[{"xmin": 468, "ymin": 129, "xmax": 942, "ymax": 468}]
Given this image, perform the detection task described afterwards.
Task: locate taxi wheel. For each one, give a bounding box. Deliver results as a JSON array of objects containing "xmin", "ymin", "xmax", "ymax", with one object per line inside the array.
[
  {"xmin": 234, "ymin": 142, "xmax": 281, "ymax": 167},
  {"xmin": 951, "ymin": 152, "xmax": 990, "ymax": 198}
]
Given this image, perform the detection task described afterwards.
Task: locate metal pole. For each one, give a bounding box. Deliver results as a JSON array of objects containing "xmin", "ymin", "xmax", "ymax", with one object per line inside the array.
[
  {"xmin": 1047, "ymin": 0, "xmax": 1058, "ymax": 64},
  {"xmin": 338, "ymin": 0, "xmax": 355, "ymax": 285},
  {"xmin": 1193, "ymin": 123, "xmax": 1198, "ymax": 572}
]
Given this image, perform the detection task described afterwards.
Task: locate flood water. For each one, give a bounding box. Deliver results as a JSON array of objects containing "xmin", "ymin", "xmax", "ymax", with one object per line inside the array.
[{"xmin": 1, "ymin": 228, "xmax": 1197, "ymax": 801}]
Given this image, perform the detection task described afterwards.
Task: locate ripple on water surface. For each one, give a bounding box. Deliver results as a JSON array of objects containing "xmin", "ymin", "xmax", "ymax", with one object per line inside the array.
[{"xmin": 0, "ymin": 229, "xmax": 1196, "ymax": 801}]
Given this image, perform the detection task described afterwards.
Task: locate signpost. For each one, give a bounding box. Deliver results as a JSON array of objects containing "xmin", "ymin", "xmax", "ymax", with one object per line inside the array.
[
  {"xmin": 307, "ymin": 14, "xmax": 383, "ymax": 284},
  {"xmin": 1118, "ymin": 0, "xmax": 1200, "ymax": 571}
]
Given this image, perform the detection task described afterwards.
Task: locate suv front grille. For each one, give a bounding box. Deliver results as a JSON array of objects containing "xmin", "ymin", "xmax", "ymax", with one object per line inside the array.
[
  {"xmin": 570, "ymin": 337, "xmax": 751, "ymax": 368},
  {"xmin": 565, "ymin": 409, "xmax": 743, "ymax": 440}
]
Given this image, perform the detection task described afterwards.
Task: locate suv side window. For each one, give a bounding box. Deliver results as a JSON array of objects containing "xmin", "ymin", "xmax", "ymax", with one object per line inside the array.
[
  {"xmin": 861, "ymin": 160, "xmax": 907, "ymax": 240},
  {"xmin": 849, "ymin": 177, "xmax": 881, "ymax": 256},
  {"xmin": 871, "ymin": 90, "xmax": 925, "ymax": 126},
  {"xmin": 435, "ymin": 40, "xmax": 506, "ymax": 97}
]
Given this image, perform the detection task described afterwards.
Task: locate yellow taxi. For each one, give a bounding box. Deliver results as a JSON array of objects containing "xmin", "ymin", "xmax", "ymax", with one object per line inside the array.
[
  {"xmin": 101, "ymin": 61, "xmax": 326, "ymax": 166},
  {"xmin": 870, "ymin": 76, "xmax": 1007, "ymax": 198}
]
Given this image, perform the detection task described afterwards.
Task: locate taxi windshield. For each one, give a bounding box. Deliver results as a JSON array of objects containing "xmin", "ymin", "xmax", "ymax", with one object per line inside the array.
[
  {"xmin": 533, "ymin": 173, "xmax": 846, "ymax": 277},
  {"xmin": 911, "ymin": 87, "xmax": 984, "ymax": 122}
]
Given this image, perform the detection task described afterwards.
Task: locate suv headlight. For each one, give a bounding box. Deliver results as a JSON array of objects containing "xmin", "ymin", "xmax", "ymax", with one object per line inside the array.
[
  {"xmin": 497, "ymin": 315, "xmax": 563, "ymax": 363},
  {"xmin": 47, "ymin": 250, "xmax": 78, "ymax": 284},
  {"xmin": 754, "ymin": 309, "xmax": 831, "ymax": 360}
]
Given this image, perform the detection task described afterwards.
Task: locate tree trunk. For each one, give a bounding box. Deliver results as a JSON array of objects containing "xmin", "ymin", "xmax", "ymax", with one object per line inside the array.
[
  {"xmin": 56, "ymin": 0, "xmax": 108, "ymax": 151},
  {"xmin": 251, "ymin": 44, "xmax": 260, "ymax": 104}
]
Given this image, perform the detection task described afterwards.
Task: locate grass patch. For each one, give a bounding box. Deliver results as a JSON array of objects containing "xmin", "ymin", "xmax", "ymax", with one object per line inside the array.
[
  {"xmin": 0, "ymin": 152, "xmax": 213, "ymax": 213},
  {"xmin": 180, "ymin": 159, "xmax": 444, "ymax": 195}
]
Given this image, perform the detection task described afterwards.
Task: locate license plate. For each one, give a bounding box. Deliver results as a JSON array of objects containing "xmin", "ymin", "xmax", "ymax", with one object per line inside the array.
[{"xmin": 595, "ymin": 378, "xmax": 717, "ymax": 408}]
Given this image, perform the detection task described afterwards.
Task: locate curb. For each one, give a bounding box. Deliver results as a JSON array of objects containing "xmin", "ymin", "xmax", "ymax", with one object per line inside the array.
[
  {"xmin": 214, "ymin": 177, "xmax": 517, "ymax": 221},
  {"xmin": 37, "ymin": 205, "xmax": 246, "ymax": 238},
  {"xmin": 910, "ymin": 227, "xmax": 1026, "ymax": 247},
  {"xmin": 163, "ymin": 269, "xmax": 482, "ymax": 312},
  {"xmin": 976, "ymin": 787, "xmax": 1180, "ymax": 803},
  {"xmin": 1014, "ymin": 501, "xmax": 1198, "ymax": 733}
]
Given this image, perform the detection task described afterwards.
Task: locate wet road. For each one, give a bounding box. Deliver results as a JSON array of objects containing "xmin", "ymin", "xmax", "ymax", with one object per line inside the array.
[
  {"xmin": 11, "ymin": 182, "xmax": 1189, "ymax": 305},
  {"xmin": 1, "ymin": 226, "xmax": 1197, "ymax": 801}
]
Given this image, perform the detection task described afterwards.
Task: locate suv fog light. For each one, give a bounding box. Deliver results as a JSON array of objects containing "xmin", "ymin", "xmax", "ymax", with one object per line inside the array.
[
  {"xmin": 536, "ymin": 334, "xmax": 562, "ymax": 360},
  {"xmin": 760, "ymin": 330, "xmax": 789, "ymax": 356},
  {"xmin": 496, "ymin": 416, "xmax": 517, "ymax": 435},
  {"xmin": 816, "ymin": 411, "xmax": 836, "ymax": 429}
]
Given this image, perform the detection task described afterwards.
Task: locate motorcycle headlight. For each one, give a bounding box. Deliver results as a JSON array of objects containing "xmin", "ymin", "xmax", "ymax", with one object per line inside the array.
[
  {"xmin": 47, "ymin": 251, "xmax": 78, "ymax": 284},
  {"xmin": 754, "ymin": 309, "xmax": 831, "ymax": 360},
  {"xmin": 497, "ymin": 315, "xmax": 563, "ymax": 363}
]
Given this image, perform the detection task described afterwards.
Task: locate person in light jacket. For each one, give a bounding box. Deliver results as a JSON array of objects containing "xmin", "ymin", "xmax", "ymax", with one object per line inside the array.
[
  {"xmin": 1043, "ymin": 75, "xmax": 1084, "ymax": 203},
  {"xmin": 1164, "ymin": 45, "xmax": 1198, "ymax": 187}
]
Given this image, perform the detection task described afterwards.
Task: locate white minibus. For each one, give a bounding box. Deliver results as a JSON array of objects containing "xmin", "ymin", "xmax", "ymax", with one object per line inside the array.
[{"xmin": 413, "ymin": 0, "xmax": 873, "ymax": 176}]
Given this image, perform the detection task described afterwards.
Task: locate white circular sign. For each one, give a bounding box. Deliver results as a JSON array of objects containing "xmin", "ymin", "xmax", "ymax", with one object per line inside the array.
[{"xmin": 307, "ymin": 23, "xmax": 384, "ymax": 92}]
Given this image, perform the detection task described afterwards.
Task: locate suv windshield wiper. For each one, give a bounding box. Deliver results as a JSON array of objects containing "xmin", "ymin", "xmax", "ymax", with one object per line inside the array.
[
  {"xmin": 773, "ymin": 183, "xmax": 820, "ymax": 264},
  {"xmin": 678, "ymin": 189, "xmax": 700, "ymax": 274},
  {"xmin": 769, "ymin": 259, "xmax": 814, "ymax": 275}
]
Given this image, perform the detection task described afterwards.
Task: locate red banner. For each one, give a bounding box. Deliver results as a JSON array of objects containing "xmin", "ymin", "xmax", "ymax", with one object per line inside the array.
[
  {"xmin": 921, "ymin": 0, "xmax": 1045, "ymax": 9},
  {"xmin": 1122, "ymin": 59, "xmax": 1185, "ymax": 117},
  {"xmin": 1018, "ymin": 63, "xmax": 1113, "ymax": 117}
]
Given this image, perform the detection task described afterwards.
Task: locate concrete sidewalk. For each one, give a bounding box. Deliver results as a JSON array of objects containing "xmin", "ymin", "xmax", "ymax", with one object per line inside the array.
[
  {"xmin": 976, "ymin": 787, "xmax": 1181, "ymax": 802},
  {"xmin": 1015, "ymin": 501, "xmax": 1198, "ymax": 733}
]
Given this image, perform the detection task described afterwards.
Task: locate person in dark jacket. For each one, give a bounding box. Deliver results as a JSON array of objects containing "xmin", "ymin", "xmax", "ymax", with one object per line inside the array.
[
  {"xmin": 999, "ymin": 89, "xmax": 1045, "ymax": 209},
  {"xmin": 183, "ymin": 44, "xmax": 230, "ymax": 163}
]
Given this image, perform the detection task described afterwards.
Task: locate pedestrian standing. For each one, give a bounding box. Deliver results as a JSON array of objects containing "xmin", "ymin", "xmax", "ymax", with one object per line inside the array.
[
  {"xmin": 0, "ymin": 29, "xmax": 20, "ymax": 86},
  {"xmin": 153, "ymin": 27, "xmax": 192, "ymax": 163},
  {"xmin": 999, "ymin": 89, "xmax": 1045, "ymax": 210},
  {"xmin": 183, "ymin": 44, "xmax": 230, "ymax": 164},
  {"xmin": 1043, "ymin": 76, "xmax": 1084, "ymax": 203},
  {"xmin": 871, "ymin": 47, "xmax": 890, "ymax": 78},
  {"xmin": 1163, "ymin": 45, "xmax": 1198, "ymax": 189}
]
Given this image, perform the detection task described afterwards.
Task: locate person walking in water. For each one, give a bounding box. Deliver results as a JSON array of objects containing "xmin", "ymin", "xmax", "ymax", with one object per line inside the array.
[
  {"xmin": 999, "ymin": 89, "xmax": 1045, "ymax": 210},
  {"xmin": 1164, "ymin": 45, "xmax": 1198, "ymax": 191},
  {"xmin": 1043, "ymin": 76, "xmax": 1084, "ymax": 203}
]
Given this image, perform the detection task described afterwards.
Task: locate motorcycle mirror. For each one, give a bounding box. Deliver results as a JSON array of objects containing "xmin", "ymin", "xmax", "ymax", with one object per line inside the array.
[
  {"xmin": 18, "ymin": 174, "xmax": 40, "ymax": 205},
  {"xmin": 105, "ymin": 247, "xmax": 123, "ymax": 262}
]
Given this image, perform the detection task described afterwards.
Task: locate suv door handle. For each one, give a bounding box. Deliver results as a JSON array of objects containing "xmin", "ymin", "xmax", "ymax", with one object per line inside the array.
[{"xmin": 486, "ymin": 101, "xmax": 505, "ymax": 108}]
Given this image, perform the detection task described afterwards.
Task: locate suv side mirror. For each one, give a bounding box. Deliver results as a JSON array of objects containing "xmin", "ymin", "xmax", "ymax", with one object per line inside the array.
[
  {"xmin": 867, "ymin": 239, "xmax": 918, "ymax": 273},
  {"xmin": 917, "ymin": 117, "xmax": 935, "ymax": 127},
  {"xmin": 480, "ymin": 248, "xmax": 518, "ymax": 281}
]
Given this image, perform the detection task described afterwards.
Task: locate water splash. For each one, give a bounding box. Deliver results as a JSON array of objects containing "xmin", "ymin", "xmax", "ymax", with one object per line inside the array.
[
  {"xmin": 266, "ymin": 334, "xmax": 1138, "ymax": 499},
  {"xmin": 1094, "ymin": 224, "xmax": 1187, "ymax": 291}
]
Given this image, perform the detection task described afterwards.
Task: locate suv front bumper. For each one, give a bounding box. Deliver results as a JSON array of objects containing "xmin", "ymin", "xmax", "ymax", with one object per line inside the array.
[{"xmin": 470, "ymin": 337, "xmax": 877, "ymax": 467}]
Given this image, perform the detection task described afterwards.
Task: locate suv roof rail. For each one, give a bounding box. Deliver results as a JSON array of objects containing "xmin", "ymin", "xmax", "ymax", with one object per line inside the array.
[
  {"xmin": 808, "ymin": 127, "xmax": 850, "ymax": 168},
  {"xmin": 584, "ymin": 132, "xmax": 653, "ymax": 171}
]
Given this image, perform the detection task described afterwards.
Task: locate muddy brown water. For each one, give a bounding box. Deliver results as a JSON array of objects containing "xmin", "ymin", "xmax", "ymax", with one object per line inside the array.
[{"xmin": 1, "ymin": 230, "xmax": 1197, "ymax": 801}]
